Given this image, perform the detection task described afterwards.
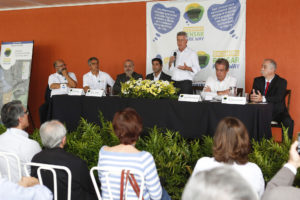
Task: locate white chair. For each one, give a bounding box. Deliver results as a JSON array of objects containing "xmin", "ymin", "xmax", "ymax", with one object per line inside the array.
[
  {"xmin": 24, "ymin": 162, "xmax": 72, "ymax": 200},
  {"xmin": 90, "ymin": 166, "xmax": 145, "ymax": 200},
  {"xmin": 0, "ymin": 151, "xmax": 22, "ymax": 182}
]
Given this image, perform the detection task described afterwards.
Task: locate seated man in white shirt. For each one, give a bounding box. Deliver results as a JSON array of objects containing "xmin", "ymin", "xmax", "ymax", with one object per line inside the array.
[
  {"xmin": 83, "ymin": 57, "xmax": 115, "ymax": 94},
  {"xmin": 48, "ymin": 59, "xmax": 77, "ymax": 96},
  {"xmin": 204, "ymin": 58, "xmax": 237, "ymax": 96},
  {"xmin": 0, "ymin": 100, "xmax": 41, "ymax": 183},
  {"xmin": 0, "ymin": 176, "xmax": 53, "ymax": 200}
]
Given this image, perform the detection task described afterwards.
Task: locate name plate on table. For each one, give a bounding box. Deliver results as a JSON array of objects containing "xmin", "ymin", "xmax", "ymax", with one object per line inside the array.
[
  {"xmin": 222, "ymin": 96, "xmax": 247, "ymax": 105},
  {"xmin": 85, "ymin": 89, "xmax": 105, "ymax": 97},
  {"xmin": 178, "ymin": 94, "xmax": 202, "ymax": 102},
  {"xmin": 68, "ymin": 88, "xmax": 85, "ymax": 96}
]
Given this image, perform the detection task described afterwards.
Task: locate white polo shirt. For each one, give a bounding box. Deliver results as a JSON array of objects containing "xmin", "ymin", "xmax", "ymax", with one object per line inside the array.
[
  {"xmin": 48, "ymin": 72, "xmax": 77, "ymax": 96},
  {"xmin": 169, "ymin": 47, "xmax": 200, "ymax": 81},
  {"xmin": 204, "ymin": 74, "xmax": 237, "ymax": 93},
  {"xmin": 83, "ymin": 71, "xmax": 115, "ymax": 92},
  {"xmin": 0, "ymin": 128, "xmax": 41, "ymax": 183}
]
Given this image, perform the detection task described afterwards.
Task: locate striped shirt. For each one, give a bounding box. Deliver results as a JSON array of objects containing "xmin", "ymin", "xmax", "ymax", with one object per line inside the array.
[{"xmin": 97, "ymin": 146, "xmax": 162, "ymax": 200}]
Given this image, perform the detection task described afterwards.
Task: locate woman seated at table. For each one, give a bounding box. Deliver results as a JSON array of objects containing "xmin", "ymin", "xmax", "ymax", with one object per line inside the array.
[
  {"xmin": 192, "ymin": 117, "xmax": 265, "ymax": 198},
  {"xmin": 97, "ymin": 108, "xmax": 170, "ymax": 200}
]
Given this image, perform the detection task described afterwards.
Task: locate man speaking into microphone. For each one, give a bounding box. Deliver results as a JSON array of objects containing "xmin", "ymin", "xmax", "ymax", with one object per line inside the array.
[{"xmin": 168, "ymin": 31, "xmax": 200, "ymax": 94}]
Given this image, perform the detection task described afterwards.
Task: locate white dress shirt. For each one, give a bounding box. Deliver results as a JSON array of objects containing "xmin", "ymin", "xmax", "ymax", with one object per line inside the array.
[
  {"xmin": 0, "ymin": 178, "xmax": 53, "ymax": 200},
  {"xmin": 83, "ymin": 71, "xmax": 115, "ymax": 92},
  {"xmin": 0, "ymin": 128, "xmax": 41, "ymax": 183},
  {"xmin": 48, "ymin": 72, "xmax": 77, "ymax": 96},
  {"xmin": 153, "ymin": 72, "xmax": 161, "ymax": 81},
  {"xmin": 204, "ymin": 74, "xmax": 237, "ymax": 93},
  {"xmin": 169, "ymin": 47, "xmax": 200, "ymax": 81},
  {"xmin": 192, "ymin": 157, "xmax": 265, "ymax": 198},
  {"xmin": 262, "ymin": 77, "xmax": 274, "ymax": 102}
]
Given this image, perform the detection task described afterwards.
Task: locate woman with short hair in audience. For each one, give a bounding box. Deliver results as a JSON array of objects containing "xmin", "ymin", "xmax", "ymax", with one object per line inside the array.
[
  {"xmin": 192, "ymin": 117, "xmax": 265, "ymax": 198},
  {"xmin": 97, "ymin": 108, "xmax": 170, "ymax": 200}
]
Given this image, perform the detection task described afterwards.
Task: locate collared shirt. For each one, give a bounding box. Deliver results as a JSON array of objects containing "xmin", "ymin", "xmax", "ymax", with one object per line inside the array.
[
  {"xmin": 262, "ymin": 76, "xmax": 274, "ymax": 102},
  {"xmin": 204, "ymin": 74, "xmax": 237, "ymax": 93},
  {"xmin": 48, "ymin": 72, "xmax": 77, "ymax": 96},
  {"xmin": 153, "ymin": 72, "xmax": 161, "ymax": 81},
  {"xmin": 169, "ymin": 47, "xmax": 200, "ymax": 81},
  {"xmin": 0, "ymin": 178, "xmax": 53, "ymax": 200},
  {"xmin": 0, "ymin": 128, "xmax": 41, "ymax": 183},
  {"xmin": 83, "ymin": 71, "xmax": 115, "ymax": 91},
  {"xmin": 192, "ymin": 157, "xmax": 265, "ymax": 198}
]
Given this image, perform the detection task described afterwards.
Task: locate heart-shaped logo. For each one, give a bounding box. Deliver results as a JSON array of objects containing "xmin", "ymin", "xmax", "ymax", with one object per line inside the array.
[
  {"xmin": 151, "ymin": 3, "xmax": 180, "ymax": 34},
  {"xmin": 207, "ymin": 0, "xmax": 241, "ymax": 31}
]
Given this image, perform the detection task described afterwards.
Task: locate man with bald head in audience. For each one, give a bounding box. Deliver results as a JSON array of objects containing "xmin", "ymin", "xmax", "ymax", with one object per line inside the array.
[{"xmin": 31, "ymin": 120, "xmax": 96, "ymax": 200}]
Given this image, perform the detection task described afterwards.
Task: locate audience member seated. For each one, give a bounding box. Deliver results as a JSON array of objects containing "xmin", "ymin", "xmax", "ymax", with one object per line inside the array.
[
  {"xmin": 262, "ymin": 141, "xmax": 300, "ymax": 200},
  {"xmin": 97, "ymin": 108, "xmax": 171, "ymax": 200},
  {"xmin": 192, "ymin": 117, "xmax": 264, "ymax": 197},
  {"xmin": 146, "ymin": 58, "xmax": 171, "ymax": 81},
  {"xmin": 31, "ymin": 120, "xmax": 96, "ymax": 200},
  {"xmin": 203, "ymin": 58, "xmax": 237, "ymax": 96},
  {"xmin": 48, "ymin": 59, "xmax": 77, "ymax": 96},
  {"xmin": 182, "ymin": 166, "xmax": 258, "ymax": 200},
  {"xmin": 0, "ymin": 100, "xmax": 41, "ymax": 183},
  {"xmin": 0, "ymin": 176, "xmax": 53, "ymax": 200},
  {"xmin": 83, "ymin": 57, "xmax": 115, "ymax": 93},
  {"xmin": 250, "ymin": 58, "xmax": 294, "ymax": 138},
  {"xmin": 112, "ymin": 59, "xmax": 143, "ymax": 95}
]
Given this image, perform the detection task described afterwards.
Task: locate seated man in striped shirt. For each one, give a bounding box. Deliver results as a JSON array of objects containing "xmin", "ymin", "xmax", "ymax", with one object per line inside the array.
[{"xmin": 97, "ymin": 108, "xmax": 171, "ymax": 200}]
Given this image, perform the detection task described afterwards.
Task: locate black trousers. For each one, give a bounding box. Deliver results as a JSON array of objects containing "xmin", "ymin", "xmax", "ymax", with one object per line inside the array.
[
  {"xmin": 173, "ymin": 80, "xmax": 193, "ymax": 94},
  {"xmin": 273, "ymin": 112, "xmax": 294, "ymax": 139}
]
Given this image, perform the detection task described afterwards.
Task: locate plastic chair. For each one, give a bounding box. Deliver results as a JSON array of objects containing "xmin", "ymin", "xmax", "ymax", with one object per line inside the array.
[
  {"xmin": 24, "ymin": 162, "xmax": 72, "ymax": 200},
  {"xmin": 90, "ymin": 166, "xmax": 145, "ymax": 200},
  {"xmin": 0, "ymin": 151, "xmax": 22, "ymax": 182}
]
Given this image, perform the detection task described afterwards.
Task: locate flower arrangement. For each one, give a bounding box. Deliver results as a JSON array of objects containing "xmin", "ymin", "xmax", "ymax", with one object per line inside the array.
[{"xmin": 120, "ymin": 78, "xmax": 178, "ymax": 99}]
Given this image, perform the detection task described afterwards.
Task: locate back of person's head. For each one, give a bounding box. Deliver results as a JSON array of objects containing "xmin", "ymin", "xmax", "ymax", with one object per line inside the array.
[
  {"xmin": 1, "ymin": 100, "xmax": 24, "ymax": 128},
  {"xmin": 182, "ymin": 166, "xmax": 258, "ymax": 200},
  {"xmin": 112, "ymin": 108, "xmax": 142, "ymax": 145},
  {"xmin": 40, "ymin": 120, "xmax": 66, "ymax": 148},
  {"xmin": 213, "ymin": 117, "xmax": 250, "ymax": 164}
]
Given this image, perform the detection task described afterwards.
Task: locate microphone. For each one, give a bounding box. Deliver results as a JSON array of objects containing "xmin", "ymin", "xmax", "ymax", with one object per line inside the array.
[{"xmin": 173, "ymin": 52, "xmax": 177, "ymax": 67}]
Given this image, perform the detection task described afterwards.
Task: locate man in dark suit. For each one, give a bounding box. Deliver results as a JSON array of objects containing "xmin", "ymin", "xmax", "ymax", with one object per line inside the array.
[
  {"xmin": 31, "ymin": 120, "xmax": 97, "ymax": 200},
  {"xmin": 146, "ymin": 58, "xmax": 171, "ymax": 81},
  {"xmin": 250, "ymin": 59, "xmax": 294, "ymax": 138},
  {"xmin": 112, "ymin": 59, "xmax": 143, "ymax": 95},
  {"xmin": 262, "ymin": 141, "xmax": 300, "ymax": 200}
]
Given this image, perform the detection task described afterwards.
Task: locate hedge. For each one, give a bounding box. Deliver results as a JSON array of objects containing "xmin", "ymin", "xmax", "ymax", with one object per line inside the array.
[{"xmin": 1, "ymin": 114, "xmax": 298, "ymax": 200}]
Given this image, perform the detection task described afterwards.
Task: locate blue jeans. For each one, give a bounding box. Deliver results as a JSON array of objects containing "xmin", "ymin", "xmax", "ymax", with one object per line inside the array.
[{"xmin": 161, "ymin": 187, "xmax": 171, "ymax": 200}]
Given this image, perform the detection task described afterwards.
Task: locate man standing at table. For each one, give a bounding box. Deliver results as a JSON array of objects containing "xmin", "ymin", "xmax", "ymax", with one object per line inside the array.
[
  {"xmin": 203, "ymin": 58, "xmax": 237, "ymax": 96},
  {"xmin": 250, "ymin": 59, "xmax": 294, "ymax": 138},
  {"xmin": 48, "ymin": 59, "xmax": 77, "ymax": 96},
  {"xmin": 112, "ymin": 59, "xmax": 143, "ymax": 95},
  {"xmin": 146, "ymin": 58, "xmax": 171, "ymax": 81},
  {"xmin": 83, "ymin": 57, "xmax": 115, "ymax": 94},
  {"xmin": 168, "ymin": 31, "xmax": 200, "ymax": 94}
]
